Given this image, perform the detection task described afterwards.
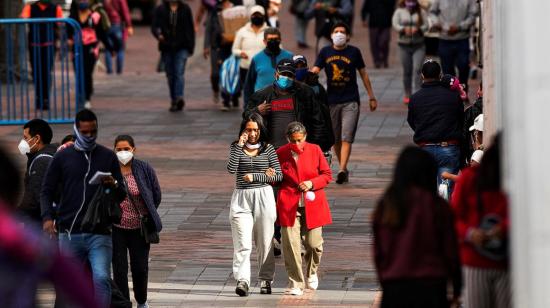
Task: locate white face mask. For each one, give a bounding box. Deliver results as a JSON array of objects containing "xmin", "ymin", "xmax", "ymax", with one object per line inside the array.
[
  {"xmin": 18, "ymin": 138, "xmax": 34, "ymax": 155},
  {"xmin": 331, "ymin": 32, "xmax": 347, "ymax": 47},
  {"xmin": 116, "ymin": 150, "xmax": 134, "ymax": 165}
]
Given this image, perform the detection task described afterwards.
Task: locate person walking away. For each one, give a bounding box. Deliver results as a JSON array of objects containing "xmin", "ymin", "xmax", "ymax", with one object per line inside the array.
[
  {"xmin": 276, "ymin": 122, "xmax": 332, "ymax": 296},
  {"xmin": 232, "ymin": 5, "xmax": 269, "ymax": 108},
  {"xmin": 289, "ymin": 0, "xmax": 310, "ymax": 48},
  {"xmin": 20, "ymin": 0, "xmax": 64, "ymax": 110},
  {"xmin": 17, "ymin": 119, "xmax": 56, "ymax": 224},
  {"xmin": 450, "ymin": 134, "xmax": 511, "ymax": 308},
  {"xmin": 103, "ymin": 0, "xmax": 133, "ymax": 74},
  {"xmin": 311, "ymin": 22, "xmax": 378, "ymax": 184},
  {"xmin": 429, "ymin": 0, "xmax": 478, "ymax": 88},
  {"xmin": 152, "ymin": 0, "xmax": 195, "ymax": 112},
  {"xmin": 242, "ymin": 28, "xmax": 293, "ymax": 106},
  {"xmin": 41, "ymin": 109, "xmax": 127, "ymax": 307},
  {"xmin": 226, "ymin": 113, "xmax": 283, "ymax": 296},
  {"xmin": 374, "ymin": 146, "xmax": 461, "ymax": 307},
  {"xmin": 112, "ymin": 135, "xmax": 162, "ymax": 308},
  {"xmin": 418, "ymin": 0, "xmax": 439, "ymax": 57},
  {"xmin": 392, "ymin": 0, "xmax": 428, "ymax": 104},
  {"xmin": 69, "ymin": 0, "xmax": 106, "ymax": 110},
  {"xmin": 407, "ymin": 59, "xmax": 463, "ymax": 196},
  {"xmin": 361, "ymin": 0, "xmax": 396, "ymax": 68},
  {"xmin": 304, "ymin": 0, "xmax": 352, "ymax": 51}
]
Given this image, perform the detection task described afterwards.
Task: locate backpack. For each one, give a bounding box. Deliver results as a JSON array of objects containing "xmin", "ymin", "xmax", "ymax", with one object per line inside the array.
[{"xmin": 220, "ymin": 55, "xmax": 241, "ymax": 95}]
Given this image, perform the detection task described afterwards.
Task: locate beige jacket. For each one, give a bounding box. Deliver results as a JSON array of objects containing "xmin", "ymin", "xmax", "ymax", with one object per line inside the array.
[{"xmin": 231, "ymin": 22, "xmax": 269, "ymax": 69}]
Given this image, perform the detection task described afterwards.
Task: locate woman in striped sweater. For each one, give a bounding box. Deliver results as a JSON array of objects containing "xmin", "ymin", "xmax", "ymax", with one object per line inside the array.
[{"xmin": 227, "ymin": 112, "xmax": 283, "ymax": 297}]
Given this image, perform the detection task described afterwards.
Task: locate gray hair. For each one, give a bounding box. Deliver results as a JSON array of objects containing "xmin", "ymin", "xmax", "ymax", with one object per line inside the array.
[{"xmin": 286, "ymin": 121, "xmax": 307, "ymax": 137}]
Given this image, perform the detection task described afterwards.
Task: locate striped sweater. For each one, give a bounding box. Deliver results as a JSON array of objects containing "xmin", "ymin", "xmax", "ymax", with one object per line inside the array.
[{"xmin": 227, "ymin": 142, "xmax": 283, "ymax": 189}]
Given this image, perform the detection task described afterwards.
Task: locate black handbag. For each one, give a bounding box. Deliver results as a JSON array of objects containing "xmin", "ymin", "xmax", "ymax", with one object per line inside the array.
[
  {"xmin": 124, "ymin": 179, "xmax": 160, "ymax": 244},
  {"xmin": 81, "ymin": 185, "xmax": 122, "ymax": 234}
]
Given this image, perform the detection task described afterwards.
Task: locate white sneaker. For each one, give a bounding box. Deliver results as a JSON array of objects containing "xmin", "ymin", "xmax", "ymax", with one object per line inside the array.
[
  {"xmin": 84, "ymin": 101, "xmax": 92, "ymax": 109},
  {"xmin": 289, "ymin": 287, "xmax": 303, "ymax": 296},
  {"xmin": 307, "ymin": 274, "xmax": 319, "ymax": 290},
  {"xmin": 137, "ymin": 302, "xmax": 149, "ymax": 308}
]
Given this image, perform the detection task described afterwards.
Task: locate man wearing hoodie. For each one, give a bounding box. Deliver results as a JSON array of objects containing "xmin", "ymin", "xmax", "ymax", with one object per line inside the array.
[
  {"xmin": 41, "ymin": 109, "xmax": 126, "ymax": 308},
  {"xmin": 17, "ymin": 119, "xmax": 57, "ymax": 224}
]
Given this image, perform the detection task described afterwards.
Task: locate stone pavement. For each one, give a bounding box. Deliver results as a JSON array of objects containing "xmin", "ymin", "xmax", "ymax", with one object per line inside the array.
[{"xmin": 0, "ymin": 7, "xmax": 417, "ymax": 308}]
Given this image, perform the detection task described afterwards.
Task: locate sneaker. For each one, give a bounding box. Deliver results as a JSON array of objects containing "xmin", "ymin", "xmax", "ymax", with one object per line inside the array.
[
  {"xmin": 235, "ymin": 280, "xmax": 249, "ymax": 297},
  {"xmin": 137, "ymin": 302, "xmax": 149, "ymax": 308},
  {"xmin": 260, "ymin": 280, "xmax": 272, "ymax": 294},
  {"xmin": 84, "ymin": 101, "xmax": 92, "ymax": 109},
  {"xmin": 289, "ymin": 287, "xmax": 303, "ymax": 296},
  {"xmin": 297, "ymin": 42, "xmax": 310, "ymax": 49},
  {"xmin": 336, "ymin": 170, "xmax": 349, "ymax": 184},
  {"xmin": 220, "ymin": 104, "xmax": 230, "ymax": 112},
  {"xmin": 169, "ymin": 101, "xmax": 178, "ymax": 112},
  {"xmin": 176, "ymin": 99, "xmax": 185, "ymax": 111},
  {"xmin": 273, "ymin": 238, "xmax": 281, "ymax": 257},
  {"xmin": 213, "ymin": 91, "xmax": 220, "ymax": 104},
  {"xmin": 307, "ymin": 274, "xmax": 319, "ymax": 290}
]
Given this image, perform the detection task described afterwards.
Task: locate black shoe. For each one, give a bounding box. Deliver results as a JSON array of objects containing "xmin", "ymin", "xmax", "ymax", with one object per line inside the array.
[
  {"xmin": 235, "ymin": 280, "xmax": 249, "ymax": 297},
  {"xmin": 176, "ymin": 99, "xmax": 185, "ymax": 111},
  {"xmin": 297, "ymin": 42, "xmax": 310, "ymax": 49},
  {"xmin": 169, "ymin": 101, "xmax": 178, "ymax": 112},
  {"xmin": 336, "ymin": 170, "xmax": 349, "ymax": 184},
  {"xmin": 260, "ymin": 280, "xmax": 272, "ymax": 294}
]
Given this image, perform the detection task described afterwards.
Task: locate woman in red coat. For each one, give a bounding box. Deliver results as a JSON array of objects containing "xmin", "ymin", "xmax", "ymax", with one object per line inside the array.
[{"xmin": 276, "ymin": 122, "xmax": 332, "ymax": 296}]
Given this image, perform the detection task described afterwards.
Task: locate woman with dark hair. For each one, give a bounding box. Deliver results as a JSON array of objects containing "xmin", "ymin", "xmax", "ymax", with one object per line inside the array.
[
  {"xmin": 226, "ymin": 112, "xmax": 282, "ymax": 297},
  {"xmin": 451, "ymin": 134, "xmax": 511, "ymax": 308},
  {"xmin": 112, "ymin": 135, "xmax": 162, "ymax": 308},
  {"xmin": 373, "ymin": 146, "xmax": 461, "ymax": 307}
]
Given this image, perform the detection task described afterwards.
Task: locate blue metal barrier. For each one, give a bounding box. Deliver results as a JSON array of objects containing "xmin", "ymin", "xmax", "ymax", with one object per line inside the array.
[{"xmin": 0, "ymin": 18, "xmax": 85, "ymax": 125}]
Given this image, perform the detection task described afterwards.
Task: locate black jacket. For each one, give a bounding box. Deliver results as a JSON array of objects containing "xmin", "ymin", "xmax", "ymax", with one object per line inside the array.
[
  {"xmin": 151, "ymin": 2, "xmax": 195, "ymax": 54},
  {"xmin": 41, "ymin": 144, "xmax": 126, "ymax": 235},
  {"xmin": 361, "ymin": 0, "xmax": 396, "ymax": 28},
  {"xmin": 245, "ymin": 82, "xmax": 334, "ymax": 152},
  {"xmin": 129, "ymin": 159, "xmax": 163, "ymax": 232},
  {"xmin": 18, "ymin": 144, "xmax": 57, "ymax": 222},
  {"xmin": 407, "ymin": 81, "xmax": 464, "ymax": 144}
]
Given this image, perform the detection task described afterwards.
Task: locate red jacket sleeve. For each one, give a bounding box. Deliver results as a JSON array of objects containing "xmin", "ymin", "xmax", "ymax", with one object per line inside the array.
[
  {"xmin": 310, "ymin": 145, "xmax": 332, "ymax": 190},
  {"xmin": 450, "ymin": 167, "xmax": 475, "ymax": 243}
]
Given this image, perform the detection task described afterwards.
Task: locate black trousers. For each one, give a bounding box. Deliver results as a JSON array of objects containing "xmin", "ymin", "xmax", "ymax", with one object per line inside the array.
[
  {"xmin": 82, "ymin": 45, "xmax": 98, "ymax": 101},
  {"xmin": 381, "ymin": 279, "xmax": 449, "ymax": 308},
  {"xmin": 369, "ymin": 27, "xmax": 391, "ymax": 68},
  {"xmin": 112, "ymin": 226, "xmax": 150, "ymax": 305},
  {"xmin": 29, "ymin": 45, "xmax": 55, "ymax": 109}
]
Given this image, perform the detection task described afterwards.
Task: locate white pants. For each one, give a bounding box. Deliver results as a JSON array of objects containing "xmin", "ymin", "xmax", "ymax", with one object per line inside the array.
[{"xmin": 229, "ymin": 186, "xmax": 276, "ymax": 285}]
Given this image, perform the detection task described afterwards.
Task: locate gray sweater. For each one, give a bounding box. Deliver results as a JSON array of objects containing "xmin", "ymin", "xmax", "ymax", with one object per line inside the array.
[
  {"xmin": 429, "ymin": 0, "xmax": 478, "ymax": 40},
  {"xmin": 392, "ymin": 8, "xmax": 429, "ymax": 45}
]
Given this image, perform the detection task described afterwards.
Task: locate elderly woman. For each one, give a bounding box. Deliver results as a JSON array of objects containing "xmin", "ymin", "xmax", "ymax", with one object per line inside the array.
[{"xmin": 276, "ymin": 122, "xmax": 332, "ymax": 296}]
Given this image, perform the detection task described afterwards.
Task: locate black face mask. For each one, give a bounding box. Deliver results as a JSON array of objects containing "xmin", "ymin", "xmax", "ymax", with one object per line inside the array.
[
  {"xmin": 266, "ymin": 40, "xmax": 281, "ymax": 53},
  {"xmin": 251, "ymin": 16, "xmax": 264, "ymax": 26}
]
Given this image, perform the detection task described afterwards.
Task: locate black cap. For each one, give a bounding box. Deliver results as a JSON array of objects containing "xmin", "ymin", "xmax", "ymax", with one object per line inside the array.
[
  {"xmin": 276, "ymin": 58, "xmax": 296, "ymax": 76},
  {"xmin": 292, "ymin": 55, "xmax": 307, "ymax": 66}
]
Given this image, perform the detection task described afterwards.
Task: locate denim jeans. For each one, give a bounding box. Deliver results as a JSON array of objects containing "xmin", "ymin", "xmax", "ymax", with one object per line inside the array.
[
  {"xmin": 58, "ymin": 233, "xmax": 112, "ymax": 308},
  {"xmin": 294, "ymin": 16, "xmax": 309, "ymax": 44},
  {"xmin": 162, "ymin": 49, "xmax": 189, "ymax": 101},
  {"xmin": 422, "ymin": 145, "xmax": 460, "ymax": 195},
  {"xmin": 105, "ymin": 24, "xmax": 125, "ymax": 74},
  {"xmin": 438, "ymin": 38, "xmax": 470, "ymax": 86}
]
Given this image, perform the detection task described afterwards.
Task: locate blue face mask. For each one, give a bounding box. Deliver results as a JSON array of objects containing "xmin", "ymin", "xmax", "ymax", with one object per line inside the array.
[
  {"xmin": 276, "ymin": 75, "xmax": 293, "ymax": 90},
  {"xmin": 295, "ymin": 68, "xmax": 308, "ymax": 82}
]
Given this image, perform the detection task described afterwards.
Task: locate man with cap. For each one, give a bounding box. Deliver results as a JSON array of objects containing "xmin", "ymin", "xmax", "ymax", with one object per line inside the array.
[
  {"xmin": 407, "ymin": 59, "xmax": 464, "ymax": 195},
  {"xmin": 242, "ymin": 27, "xmax": 293, "ymax": 107}
]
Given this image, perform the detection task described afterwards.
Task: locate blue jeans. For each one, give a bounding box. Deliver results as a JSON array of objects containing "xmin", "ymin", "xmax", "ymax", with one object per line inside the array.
[
  {"xmin": 59, "ymin": 233, "xmax": 112, "ymax": 308},
  {"xmin": 105, "ymin": 24, "xmax": 125, "ymax": 74},
  {"xmin": 162, "ymin": 49, "xmax": 189, "ymax": 101},
  {"xmin": 422, "ymin": 145, "xmax": 460, "ymax": 195},
  {"xmin": 438, "ymin": 38, "xmax": 470, "ymax": 86}
]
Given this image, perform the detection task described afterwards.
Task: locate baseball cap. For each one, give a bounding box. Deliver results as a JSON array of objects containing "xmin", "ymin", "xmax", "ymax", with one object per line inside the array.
[
  {"xmin": 471, "ymin": 150, "xmax": 484, "ymax": 163},
  {"xmin": 249, "ymin": 5, "xmax": 265, "ymax": 16},
  {"xmin": 277, "ymin": 59, "xmax": 295, "ymax": 76},
  {"xmin": 469, "ymin": 114, "xmax": 484, "ymax": 132},
  {"xmin": 292, "ymin": 55, "xmax": 308, "ymax": 66}
]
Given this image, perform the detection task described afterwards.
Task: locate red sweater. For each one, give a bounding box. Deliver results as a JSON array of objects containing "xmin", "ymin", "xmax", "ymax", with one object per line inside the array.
[{"xmin": 450, "ymin": 166, "xmax": 509, "ymax": 269}]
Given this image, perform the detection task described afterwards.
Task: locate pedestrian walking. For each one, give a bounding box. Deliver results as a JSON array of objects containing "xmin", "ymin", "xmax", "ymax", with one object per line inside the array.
[
  {"xmin": 361, "ymin": 0, "xmax": 396, "ymax": 68},
  {"xmin": 112, "ymin": 135, "xmax": 162, "ymax": 308},
  {"xmin": 20, "ymin": 0, "xmax": 64, "ymax": 110},
  {"xmin": 152, "ymin": 0, "xmax": 196, "ymax": 112},
  {"xmin": 41, "ymin": 109, "xmax": 127, "ymax": 307},
  {"xmin": 311, "ymin": 22, "xmax": 378, "ymax": 184},
  {"xmin": 232, "ymin": 5, "xmax": 269, "ymax": 107},
  {"xmin": 276, "ymin": 122, "xmax": 332, "ymax": 296},
  {"xmin": 374, "ymin": 146, "xmax": 461, "ymax": 307},
  {"xmin": 392, "ymin": 0, "xmax": 428, "ymax": 104},
  {"xmin": 429, "ymin": 0, "xmax": 478, "ymax": 87},
  {"xmin": 289, "ymin": 0, "xmax": 311, "ymax": 48},
  {"xmin": 104, "ymin": 0, "xmax": 133, "ymax": 74},
  {"xmin": 226, "ymin": 113, "xmax": 283, "ymax": 297},
  {"xmin": 418, "ymin": 0, "xmax": 439, "ymax": 56},
  {"xmin": 450, "ymin": 134, "xmax": 511, "ymax": 308},
  {"xmin": 242, "ymin": 27, "xmax": 293, "ymax": 106},
  {"xmin": 304, "ymin": 0, "xmax": 353, "ymax": 51}
]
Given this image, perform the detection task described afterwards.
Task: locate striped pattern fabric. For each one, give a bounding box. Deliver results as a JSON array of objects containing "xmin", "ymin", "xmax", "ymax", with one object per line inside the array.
[
  {"xmin": 463, "ymin": 266, "xmax": 511, "ymax": 308},
  {"xmin": 227, "ymin": 142, "xmax": 282, "ymax": 189}
]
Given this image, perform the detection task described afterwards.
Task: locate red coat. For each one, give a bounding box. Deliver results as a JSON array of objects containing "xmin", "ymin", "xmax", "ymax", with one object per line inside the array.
[{"xmin": 276, "ymin": 142, "xmax": 333, "ymax": 229}]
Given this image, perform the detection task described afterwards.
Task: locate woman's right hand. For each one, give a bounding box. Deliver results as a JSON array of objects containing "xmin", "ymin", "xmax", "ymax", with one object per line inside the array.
[
  {"xmin": 240, "ymin": 51, "xmax": 249, "ymax": 59},
  {"xmin": 238, "ymin": 132, "xmax": 248, "ymax": 146},
  {"xmin": 265, "ymin": 168, "xmax": 275, "ymax": 177}
]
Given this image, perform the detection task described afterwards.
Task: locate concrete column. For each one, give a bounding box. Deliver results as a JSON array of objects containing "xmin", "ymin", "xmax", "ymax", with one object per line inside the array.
[
  {"xmin": 498, "ymin": 0, "xmax": 550, "ymax": 307},
  {"xmin": 481, "ymin": 0, "xmax": 501, "ymax": 139}
]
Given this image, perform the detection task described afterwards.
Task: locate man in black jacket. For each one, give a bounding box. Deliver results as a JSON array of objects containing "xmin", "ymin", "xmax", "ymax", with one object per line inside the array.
[
  {"xmin": 41, "ymin": 109, "xmax": 126, "ymax": 308},
  {"xmin": 152, "ymin": 0, "xmax": 195, "ymax": 112},
  {"xmin": 407, "ymin": 60, "xmax": 463, "ymax": 194},
  {"xmin": 17, "ymin": 119, "xmax": 56, "ymax": 224},
  {"xmin": 361, "ymin": 0, "xmax": 396, "ymax": 68}
]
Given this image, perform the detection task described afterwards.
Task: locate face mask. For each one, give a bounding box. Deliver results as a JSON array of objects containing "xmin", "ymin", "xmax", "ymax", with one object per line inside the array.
[
  {"xmin": 405, "ymin": 1, "xmax": 417, "ymax": 9},
  {"xmin": 116, "ymin": 151, "xmax": 134, "ymax": 165},
  {"xmin": 251, "ymin": 16, "xmax": 264, "ymax": 26},
  {"xmin": 73, "ymin": 124, "xmax": 97, "ymax": 152},
  {"xmin": 276, "ymin": 75, "xmax": 293, "ymax": 90},
  {"xmin": 331, "ymin": 32, "xmax": 347, "ymax": 47},
  {"xmin": 18, "ymin": 139, "xmax": 33, "ymax": 155},
  {"xmin": 266, "ymin": 40, "xmax": 281, "ymax": 53},
  {"xmin": 290, "ymin": 143, "xmax": 304, "ymax": 154},
  {"xmin": 295, "ymin": 68, "xmax": 308, "ymax": 82}
]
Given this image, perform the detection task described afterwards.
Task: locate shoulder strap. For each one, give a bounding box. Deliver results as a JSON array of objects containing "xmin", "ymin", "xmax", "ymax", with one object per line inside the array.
[{"xmin": 29, "ymin": 153, "xmax": 53, "ymax": 176}]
